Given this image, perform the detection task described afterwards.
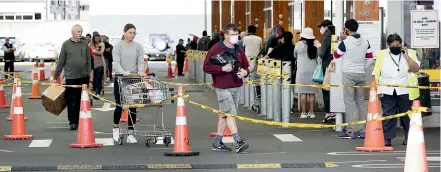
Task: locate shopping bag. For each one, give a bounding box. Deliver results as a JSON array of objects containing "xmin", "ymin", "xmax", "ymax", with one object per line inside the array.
[{"xmin": 312, "ymin": 57, "xmax": 324, "ymax": 83}]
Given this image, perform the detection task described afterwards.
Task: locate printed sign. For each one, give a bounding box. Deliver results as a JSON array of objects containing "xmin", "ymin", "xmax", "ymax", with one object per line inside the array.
[
  {"xmin": 411, "ymin": 10, "xmax": 439, "ymax": 48},
  {"xmin": 357, "ymin": 21, "xmax": 382, "ymax": 58}
]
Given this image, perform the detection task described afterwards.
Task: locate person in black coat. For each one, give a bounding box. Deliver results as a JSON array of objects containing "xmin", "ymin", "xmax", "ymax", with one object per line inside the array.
[{"xmin": 268, "ymin": 31, "xmax": 296, "ymax": 84}]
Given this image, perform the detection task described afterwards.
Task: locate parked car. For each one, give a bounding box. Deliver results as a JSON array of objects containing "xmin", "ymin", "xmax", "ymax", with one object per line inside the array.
[
  {"xmin": 144, "ymin": 34, "xmax": 174, "ymax": 61},
  {"xmin": 22, "ymin": 42, "xmax": 59, "ymax": 62}
]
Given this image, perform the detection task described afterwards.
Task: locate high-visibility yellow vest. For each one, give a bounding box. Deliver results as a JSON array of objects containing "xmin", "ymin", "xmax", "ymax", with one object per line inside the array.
[{"xmin": 373, "ymin": 49, "xmax": 419, "ymax": 100}]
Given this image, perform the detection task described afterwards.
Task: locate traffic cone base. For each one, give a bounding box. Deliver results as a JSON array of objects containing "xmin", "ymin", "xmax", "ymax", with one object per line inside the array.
[
  {"xmin": 356, "ymin": 146, "xmax": 393, "ymax": 152},
  {"xmin": 164, "ymin": 86, "xmax": 199, "ymax": 157},
  {"xmin": 4, "ymin": 134, "xmax": 33, "ymax": 140},
  {"xmin": 70, "ymin": 85, "xmax": 103, "ymax": 149}
]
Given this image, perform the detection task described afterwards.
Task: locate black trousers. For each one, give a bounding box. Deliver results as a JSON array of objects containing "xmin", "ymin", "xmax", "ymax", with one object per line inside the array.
[
  {"xmin": 113, "ymin": 77, "xmax": 136, "ymax": 129},
  {"xmin": 4, "ymin": 61, "xmax": 14, "ymax": 79},
  {"xmin": 65, "ymin": 76, "xmax": 90, "ymax": 125},
  {"xmin": 380, "ymin": 91, "xmax": 411, "ymax": 140},
  {"xmin": 321, "ymin": 65, "xmax": 330, "ymax": 113},
  {"xmin": 177, "ymin": 58, "xmax": 185, "ymax": 75}
]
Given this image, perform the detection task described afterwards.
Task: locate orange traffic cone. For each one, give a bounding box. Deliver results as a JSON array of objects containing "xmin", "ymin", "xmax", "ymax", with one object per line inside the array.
[
  {"xmin": 49, "ymin": 62, "xmax": 55, "ymax": 83},
  {"xmin": 209, "ymin": 114, "xmax": 233, "ymax": 137},
  {"xmin": 70, "ymin": 84, "xmax": 103, "ymax": 148},
  {"xmin": 183, "ymin": 58, "xmax": 188, "ymax": 73},
  {"xmin": 38, "ymin": 59, "xmax": 46, "ymax": 81},
  {"xmin": 0, "ymin": 84, "xmax": 9, "ymax": 108},
  {"xmin": 164, "ymin": 86, "xmax": 199, "ymax": 156},
  {"xmin": 404, "ymin": 100, "xmax": 428, "ymax": 172},
  {"xmin": 6, "ymin": 75, "xmax": 27, "ymax": 121},
  {"xmin": 356, "ymin": 80, "xmax": 393, "ymax": 152},
  {"xmin": 4, "ymin": 81, "xmax": 33, "ymax": 140},
  {"xmin": 165, "ymin": 62, "xmax": 174, "ymax": 78},
  {"xmin": 29, "ymin": 64, "xmax": 41, "ymax": 99},
  {"xmin": 144, "ymin": 57, "xmax": 150, "ymax": 74},
  {"xmin": 120, "ymin": 109, "xmax": 140, "ymax": 123}
]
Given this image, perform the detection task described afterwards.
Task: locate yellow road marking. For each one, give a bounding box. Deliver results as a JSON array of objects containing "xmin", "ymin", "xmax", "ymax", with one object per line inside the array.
[
  {"xmin": 57, "ymin": 165, "xmax": 102, "ymax": 170},
  {"xmin": 0, "ymin": 166, "xmax": 11, "ymax": 171},
  {"xmin": 325, "ymin": 162, "xmax": 339, "ymax": 168}
]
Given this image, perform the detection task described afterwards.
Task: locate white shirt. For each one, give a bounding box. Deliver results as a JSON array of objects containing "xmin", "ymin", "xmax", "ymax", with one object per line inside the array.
[
  {"xmin": 243, "ymin": 35, "xmax": 262, "ymax": 57},
  {"xmin": 375, "ymin": 50, "xmax": 421, "ymax": 96}
]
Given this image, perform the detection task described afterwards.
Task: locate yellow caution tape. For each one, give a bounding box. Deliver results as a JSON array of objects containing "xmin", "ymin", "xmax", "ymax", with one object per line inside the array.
[{"xmin": 184, "ymin": 98, "xmax": 427, "ymax": 128}]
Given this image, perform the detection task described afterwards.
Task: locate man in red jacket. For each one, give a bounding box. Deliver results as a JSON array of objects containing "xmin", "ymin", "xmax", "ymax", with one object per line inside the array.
[{"xmin": 203, "ymin": 23, "xmax": 250, "ymax": 153}]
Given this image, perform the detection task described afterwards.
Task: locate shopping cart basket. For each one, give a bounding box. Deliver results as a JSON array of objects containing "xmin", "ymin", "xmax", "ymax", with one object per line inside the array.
[{"xmin": 116, "ymin": 73, "xmax": 174, "ymax": 147}]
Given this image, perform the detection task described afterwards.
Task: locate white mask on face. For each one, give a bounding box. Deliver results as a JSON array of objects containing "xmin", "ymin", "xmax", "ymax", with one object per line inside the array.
[
  {"xmin": 229, "ymin": 35, "xmax": 239, "ymax": 44},
  {"xmin": 320, "ymin": 27, "xmax": 326, "ymax": 35}
]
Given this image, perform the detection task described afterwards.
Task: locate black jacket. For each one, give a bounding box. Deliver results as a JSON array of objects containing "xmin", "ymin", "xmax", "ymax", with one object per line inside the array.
[{"xmin": 318, "ymin": 29, "xmax": 333, "ymax": 69}]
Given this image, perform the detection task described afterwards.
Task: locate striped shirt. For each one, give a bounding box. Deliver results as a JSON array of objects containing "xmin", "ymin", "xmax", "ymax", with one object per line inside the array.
[{"xmin": 333, "ymin": 34, "xmax": 373, "ymax": 73}]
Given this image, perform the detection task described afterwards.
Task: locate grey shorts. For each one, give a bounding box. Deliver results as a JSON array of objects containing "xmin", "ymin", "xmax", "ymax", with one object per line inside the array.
[{"xmin": 215, "ymin": 87, "xmax": 240, "ymax": 117}]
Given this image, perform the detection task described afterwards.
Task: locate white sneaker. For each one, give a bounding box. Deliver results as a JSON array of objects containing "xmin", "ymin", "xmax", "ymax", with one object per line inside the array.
[
  {"xmin": 113, "ymin": 128, "xmax": 120, "ymax": 142},
  {"xmin": 126, "ymin": 135, "xmax": 138, "ymax": 144},
  {"xmin": 308, "ymin": 112, "xmax": 316, "ymax": 118},
  {"xmin": 300, "ymin": 112, "xmax": 308, "ymax": 119}
]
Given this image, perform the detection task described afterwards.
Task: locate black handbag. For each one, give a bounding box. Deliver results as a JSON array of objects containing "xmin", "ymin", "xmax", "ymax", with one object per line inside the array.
[{"xmin": 209, "ymin": 50, "xmax": 240, "ymax": 80}]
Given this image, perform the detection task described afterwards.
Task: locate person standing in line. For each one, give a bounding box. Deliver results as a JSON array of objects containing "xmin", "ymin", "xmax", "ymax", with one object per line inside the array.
[
  {"xmin": 197, "ymin": 30, "xmax": 211, "ymax": 51},
  {"xmin": 332, "ymin": 19, "xmax": 373, "ymax": 139},
  {"xmin": 89, "ymin": 32, "xmax": 106, "ymax": 98},
  {"xmin": 2, "ymin": 37, "xmax": 16, "ymax": 79},
  {"xmin": 208, "ymin": 32, "xmax": 221, "ymax": 50},
  {"xmin": 112, "ymin": 23, "xmax": 145, "ymax": 144},
  {"xmin": 243, "ymin": 25, "xmax": 262, "ymax": 58},
  {"xmin": 316, "ymin": 19, "xmax": 336, "ymax": 123},
  {"xmin": 203, "ymin": 23, "xmax": 249, "ymax": 153},
  {"xmin": 85, "ymin": 33, "xmax": 92, "ymax": 44},
  {"xmin": 175, "ymin": 39, "xmax": 186, "ymax": 76},
  {"xmin": 102, "ymin": 35, "xmax": 113, "ymax": 81},
  {"xmin": 237, "ymin": 31, "xmax": 248, "ymax": 51},
  {"xmin": 294, "ymin": 28, "xmax": 319, "ymax": 119},
  {"xmin": 53, "ymin": 24, "xmax": 91, "ymax": 130}
]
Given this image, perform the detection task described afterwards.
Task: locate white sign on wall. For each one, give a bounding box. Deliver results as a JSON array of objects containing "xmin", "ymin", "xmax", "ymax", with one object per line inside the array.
[
  {"xmin": 411, "ymin": 10, "xmax": 439, "ymax": 48},
  {"xmin": 357, "ymin": 21, "xmax": 382, "ymax": 58}
]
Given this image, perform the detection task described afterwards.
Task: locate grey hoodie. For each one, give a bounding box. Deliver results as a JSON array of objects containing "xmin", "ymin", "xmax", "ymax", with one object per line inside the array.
[{"xmin": 333, "ymin": 34, "xmax": 373, "ymax": 73}]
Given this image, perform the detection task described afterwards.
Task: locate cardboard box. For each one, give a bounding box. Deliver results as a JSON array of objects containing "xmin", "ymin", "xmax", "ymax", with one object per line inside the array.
[{"xmin": 41, "ymin": 85, "xmax": 66, "ymax": 116}]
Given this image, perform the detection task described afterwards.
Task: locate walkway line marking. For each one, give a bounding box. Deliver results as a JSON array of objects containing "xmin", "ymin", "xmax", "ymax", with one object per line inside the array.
[
  {"xmin": 352, "ymin": 163, "xmax": 441, "ymax": 169},
  {"xmin": 397, "ymin": 156, "xmax": 440, "ymax": 162},
  {"xmin": 28, "ymin": 139, "xmax": 52, "ymax": 148},
  {"xmin": 327, "ymin": 150, "xmax": 440, "ymax": 156},
  {"xmin": 273, "ymin": 134, "xmax": 303, "ymax": 142},
  {"xmin": 234, "ymin": 152, "xmax": 287, "ymax": 156},
  {"xmin": 0, "ymin": 149, "xmax": 14, "ymax": 153},
  {"xmin": 222, "ymin": 137, "xmax": 234, "ymax": 143},
  {"xmin": 95, "ymin": 138, "xmax": 114, "ymax": 146},
  {"xmin": 330, "ymin": 160, "xmax": 387, "ymax": 164}
]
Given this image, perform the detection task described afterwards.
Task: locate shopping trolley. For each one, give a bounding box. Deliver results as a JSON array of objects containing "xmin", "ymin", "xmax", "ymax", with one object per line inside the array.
[
  {"xmin": 116, "ymin": 73, "xmax": 174, "ymax": 147},
  {"xmin": 249, "ymin": 62, "xmax": 261, "ymax": 114}
]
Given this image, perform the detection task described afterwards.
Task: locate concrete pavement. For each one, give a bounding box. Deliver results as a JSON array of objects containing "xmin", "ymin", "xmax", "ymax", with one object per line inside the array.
[{"xmin": 0, "ymin": 64, "xmax": 439, "ymax": 171}]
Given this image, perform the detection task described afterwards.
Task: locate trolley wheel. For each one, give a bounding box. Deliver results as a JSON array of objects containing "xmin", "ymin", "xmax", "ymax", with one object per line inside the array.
[
  {"xmin": 118, "ymin": 135, "xmax": 124, "ymax": 145},
  {"xmin": 145, "ymin": 138, "xmax": 151, "ymax": 147},
  {"xmin": 164, "ymin": 136, "xmax": 171, "ymax": 146}
]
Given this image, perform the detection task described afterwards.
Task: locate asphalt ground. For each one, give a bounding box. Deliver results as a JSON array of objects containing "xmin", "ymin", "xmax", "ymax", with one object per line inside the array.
[{"xmin": 0, "ymin": 62, "xmax": 439, "ymax": 172}]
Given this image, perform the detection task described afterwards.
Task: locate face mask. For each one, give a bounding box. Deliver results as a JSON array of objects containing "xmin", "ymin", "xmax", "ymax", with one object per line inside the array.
[
  {"xmin": 229, "ymin": 35, "xmax": 239, "ymax": 44},
  {"xmin": 320, "ymin": 27, "xmax": 326, "ymax": 35},
  {"xmin": 389, "ymin": 47, "xmax": 402, "ymax": 55}
]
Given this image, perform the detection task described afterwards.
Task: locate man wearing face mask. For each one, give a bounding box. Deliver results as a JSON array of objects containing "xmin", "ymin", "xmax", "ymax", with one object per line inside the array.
[
  {"xmin": 203, "ymin": 23, "xmax": 250, "ymax": 153},
  {"xmin": 332, "ymin": 19, "xmax": 373, "ymax": 139},
  {"xmin": 372, "ymin": 34, "xmax": 420, "ymax": 146}
]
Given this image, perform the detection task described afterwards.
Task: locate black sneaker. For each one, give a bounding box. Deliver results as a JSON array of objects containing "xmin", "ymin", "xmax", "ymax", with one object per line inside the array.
[
  {"xmin": 212, "ymin": 142, "xmax": 232, "ymax": 152},
  {"xmin": 69, "ymin": 123, "xmax": 78, "ymax": 130},
  {"xmin": 235, "ymin": 140, "xmax": 249, "ymax": 153}
]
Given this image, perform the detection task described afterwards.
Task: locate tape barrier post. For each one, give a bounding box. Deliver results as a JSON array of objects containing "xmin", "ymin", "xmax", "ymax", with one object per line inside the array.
[
  {"xmin": 195, "ymin": 51, "xmax": 200, "ymax": 83},
  {"xmin": 202, "ymin": 52, "xmax": 207, "ymax": 83},
  {"xmin": 199, "ymin": 51, "xmax": 203, "ymax": 83},
  {"xmin": 273, "ymin": 60, "xmax": 282, "ymax": 122},
  {"xmin": 281, "ymin": 61, "xmax": 292, "ymax": 126},
  {"xmin": 187, "ymin": 50, "xmax": 193, "ymax": 79},
  {"xmin": 243, "ymin": 56, "xmax": 251, "ymax": 108},
  {"xmin": 266, "ymin": 59, "xmax": 274, "ymax": 120},
  {"xmin": 248, "ymin": 57, "xmax": 256, "ymax": 109},
  {"xmin": 192, "ymin": 50, "xmax": 196, "ymax": 80},
  {"xmin": 259, "ymin": 59, "xmax": 267, "ymax": 116}
]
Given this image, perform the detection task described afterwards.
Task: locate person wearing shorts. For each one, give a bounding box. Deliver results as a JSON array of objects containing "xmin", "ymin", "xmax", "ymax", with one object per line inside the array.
[
  {"xmin": 111, "ymin": 23, "xmax": 145, "ymax": 144},
  {"xmin": 203, "ymin": 23, "xmax": 250, "ymax": 153}
]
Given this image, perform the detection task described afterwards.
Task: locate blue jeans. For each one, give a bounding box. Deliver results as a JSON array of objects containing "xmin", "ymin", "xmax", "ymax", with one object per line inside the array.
[{"xmin": 94, "ymin": 66, "xmax": 104, "ymax": 95}]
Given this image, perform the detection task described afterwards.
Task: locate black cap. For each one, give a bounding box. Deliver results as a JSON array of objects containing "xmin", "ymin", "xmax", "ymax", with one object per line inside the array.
[{"xmin": 318, "ymin": 20, "xmax": 333, "ymax": 27}]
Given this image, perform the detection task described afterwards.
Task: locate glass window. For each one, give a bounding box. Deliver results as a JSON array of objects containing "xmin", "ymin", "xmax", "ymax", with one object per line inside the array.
[
  {"xmin": 23, "ymin": 15, "xmax": 33, "ymax": 20},
  {"xmin": 5, "ymin": 14, "xmax": 14, "ymax": 20},
  {"xmin": 15, "ymin": 15, "xmax": 22, "ymax": 20},
  {"xmin": 0, "ymin": 14, "xmax": 4, "ymax": 20},
  {"xmin": 34, "ymin": 13, "xmax": 41, "ymax": 20}
]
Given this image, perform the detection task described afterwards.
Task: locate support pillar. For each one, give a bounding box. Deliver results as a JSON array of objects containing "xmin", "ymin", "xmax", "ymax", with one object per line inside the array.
[
  {"xmin": 221, "ymin": 0, "xmax": 232, "ymax": 27},
  {"xmin": 211, "ymin": 0, "xmax": 220, "ymax": 32},
  {"xmin": 250, "ymin": 0, "xmax": 265, "ymax": 38},
  {"xmin": 234, "ymin": 0, "xmax": 246, "ymax": 31}
]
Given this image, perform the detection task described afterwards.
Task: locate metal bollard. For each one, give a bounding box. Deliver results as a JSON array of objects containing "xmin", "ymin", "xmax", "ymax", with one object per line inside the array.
[
  {"xmin": 248, "ymin": 57, "xmax": 256, "ymax": 109},
  {"xmin": 243, "ymin": 56, "xmax": 251, "ymax": 107},
  {"xmin": 197, "ymin": 51, "xmax": 202, "ymax": 83},
  {"xmin": 281, "ymin": 61, "xmax": 292, "ymax": 125},
  {"xmin": 272, "ymin": 60, "xmax": 282, "ymax": 122},
  {"xmin": 191, "ymin": 51, "xmax": 196, "ymax": 80},
  {"xmin": 259, "ymin": 59, "xmax": 267, "ymax": 116},
  {"xmin": 187, "ymin": 50, "xmax": 192, "ymax": 79},
  {"xmin": 266, "ymin": 59, "xmax": 273, "ymax": 120}
]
